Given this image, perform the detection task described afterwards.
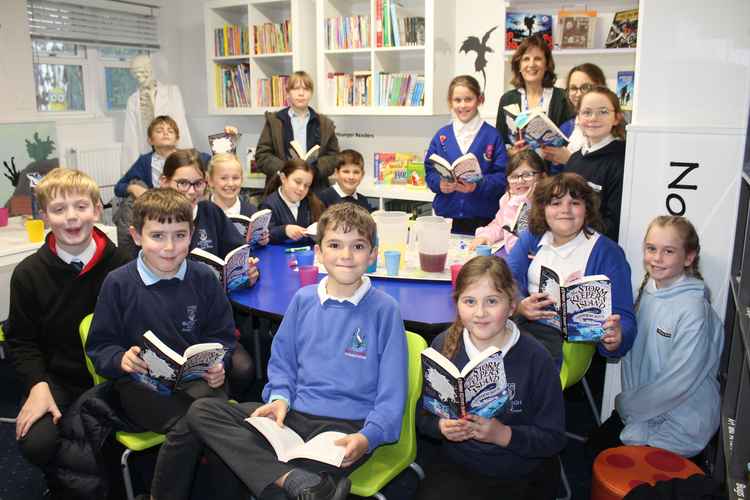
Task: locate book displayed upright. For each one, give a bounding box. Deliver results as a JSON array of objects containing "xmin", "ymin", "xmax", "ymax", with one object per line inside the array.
[
  {"xmin": 421, "ymin": 346, "xmax": 509, "ymax": 419},
  {"xmin": 133, "ymin": 330, "xmax": 225, "ymax": 394},
  {"xmin": 428, "ymin": 153, "xmax": 482, "ymax": 184},
  {"xmin": 208, "ymin": 131, "xmax": 239, "ymax": 155},
  {"xmin": 558, "ymin": 10, "xmax": 597, "ymax": 49},
  {"xmin": 616, "ymin": 71, "xmax": 635, "ymax": 111},
  {"xmin": 605, "ymin": 8, "xmax": 638, "ymax": 48},
  {"xmin": 538, "ymin": 266, "xmax": 612, "ymax": 342},
  {"xmin": 228, "ymin": 208, "xmax": 272, "ymax": 246},
  {"xmin": 505, "ymin": 12, "xmax": 553, "ymax": 50},
  {"xmin": 374, "ymin": 152, "xmax": 425, "ymax": 186},
  {"xmin": 190, "ymin": 244, "xmax": 252, "ymax": 293}
]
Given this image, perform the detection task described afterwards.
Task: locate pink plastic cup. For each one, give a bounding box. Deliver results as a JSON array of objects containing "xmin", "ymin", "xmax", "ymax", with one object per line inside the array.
[
  {"xmin": 450, "ymin": 263, "xmax": 463, "ymax": 289},
  {"xmin": 0, "ymin": 207, "xmax": 8, "ymax": 227},
  {"xmin": 299, "ymin": 265, "xmax": 319, "ymax": 287}
]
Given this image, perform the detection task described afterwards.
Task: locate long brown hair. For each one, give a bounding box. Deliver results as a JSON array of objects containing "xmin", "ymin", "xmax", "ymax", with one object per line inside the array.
[
  {"xmin": 634, "ymin": 215, "xmax": 704, "ymax": 310},
  {"xmin": 162, "ymin": 148, "xmax": 205, "ymax": 179},
  {"xmin": 510, "ymin": 34, "xmax": 556, "ymax": 89},
  {"xmin": 442, "ymin": 256, "xmax": 517, "ymax": 360},
  {"xmin": 527, "ymin": 173, "xmax": 603, "ymax": 237},
  {"xmin": 264, "ymin": 159, "xmax": 324, "ymax": 221},
  {"xmin": 578, "ymin": 85, "xmax": 627, "ymax": 140}
]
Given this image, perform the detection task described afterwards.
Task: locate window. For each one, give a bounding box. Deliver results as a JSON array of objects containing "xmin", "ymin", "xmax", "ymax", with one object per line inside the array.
[{"xmin": 99, "ymin": 46, "xmax": 145, "ymax": 111}]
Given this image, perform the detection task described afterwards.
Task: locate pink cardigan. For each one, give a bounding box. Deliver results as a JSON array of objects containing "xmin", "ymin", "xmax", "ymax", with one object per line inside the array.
[{"xmin": 475, "ymin": 192, "xmax": 530, "ymax": 252}]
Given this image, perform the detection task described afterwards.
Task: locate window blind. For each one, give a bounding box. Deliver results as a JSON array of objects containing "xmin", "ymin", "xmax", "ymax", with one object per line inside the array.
[{"xmin": 27, "ymin": 0, "xmax": 160, "ymax": 49}]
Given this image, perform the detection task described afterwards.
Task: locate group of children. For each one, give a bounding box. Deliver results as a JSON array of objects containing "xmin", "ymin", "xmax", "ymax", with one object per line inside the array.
[{"xmin": 4, "ymin": 57, "xmax": 724, "ymax": 500}]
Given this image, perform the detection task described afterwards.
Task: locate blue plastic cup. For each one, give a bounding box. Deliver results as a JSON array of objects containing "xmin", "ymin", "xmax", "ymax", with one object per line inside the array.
[
  {"xmin": 384, "ymin": 250, "xmax": 401, "ymax": 276},
  {"xmin": 475, "ymin": 244, "xmax": 492, "ymax": 256},
  {"xmin": 296, "ymin": 249, "xmax": 315, "ymax": 266}
]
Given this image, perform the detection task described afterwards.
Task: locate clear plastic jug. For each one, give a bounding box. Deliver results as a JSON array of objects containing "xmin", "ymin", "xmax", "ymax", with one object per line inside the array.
[
  {"xmin": 411, "ymin": 216, "xmax": 451, "ymax": 272},
  {"xmin": 372, "ymin": 211, "xmax": 409, "ymax": 266}
]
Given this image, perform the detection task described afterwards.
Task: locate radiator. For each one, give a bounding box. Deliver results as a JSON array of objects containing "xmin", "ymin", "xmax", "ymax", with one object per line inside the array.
[{"xmin": 66, "ymin": 144, "xmax": 122, "ymax": 203}]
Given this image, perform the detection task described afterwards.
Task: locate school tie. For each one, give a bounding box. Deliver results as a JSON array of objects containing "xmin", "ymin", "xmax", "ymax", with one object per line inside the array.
[{"xmin": 71, "ymin": 260, "xmax": 83, "ymax": 273}]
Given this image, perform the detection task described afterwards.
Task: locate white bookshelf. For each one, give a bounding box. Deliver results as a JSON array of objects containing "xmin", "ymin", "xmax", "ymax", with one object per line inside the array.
[
  {"xmin": 315, "ymin": 0, "xmax": 454, "ymax": 116},
  {"xmin": 204, "ymin": 0, "xmax": 316, "ymax": 115}
]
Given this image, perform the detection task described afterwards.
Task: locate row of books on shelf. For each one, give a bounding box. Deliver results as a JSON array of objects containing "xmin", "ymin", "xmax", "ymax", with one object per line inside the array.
[
  {"xmin": 373, "ymin": 152, "xmax": 426, "ymax": 187},
  {"xmin": 213, "ymin": 24, "xmax": 250, "ymax": 57},
  {"xmin": 215, "ymin": 63, "xmax": 251, "ymax": 108},
  {"xmin": 375, "ymin": 0, "xmax": 425, "ymax": 48},
  {"xmin": 254, "ymin": 20, "xmax": 291, "ymax": 54},
  {"xmin": 505, "ymin": 8, "xmax": 638, "ymax": 50},
  {"xmin": 325, "ymin": 71, "xmax": 425, "ymax": 108},
  {"xmin": 325, "ymin": 15, "xmax": 370, "ymax": 50},
  {"xmin": 257, "ymin": 75, "xmax": 290, "ymax": 108}
]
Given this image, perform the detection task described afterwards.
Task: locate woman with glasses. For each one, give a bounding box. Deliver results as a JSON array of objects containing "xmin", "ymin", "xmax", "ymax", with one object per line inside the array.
[
  {"xmin": 540, "ymin": 63, "xmax": 607, "ymax": 169},
  {"xmin": 563, "ymin": 86, "xmax": 627, "ymax": 242},
  {"xmin": 495, "ymin": 35, "xmax": 574, "ymax": 153}
]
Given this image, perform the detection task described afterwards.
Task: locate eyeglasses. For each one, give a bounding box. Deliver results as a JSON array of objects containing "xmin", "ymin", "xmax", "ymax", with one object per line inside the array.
[
  {"xmin": 174, "ymin": 178, "xmax": 207, "ymax": 192},
  {"xmin": 507, "ymin": 172, "xmax": 538, "ymax": 183},
  {"xmin": 568, "ymin": 83, "xmax": 593, "ymax": 94},
  {"xmin": 579, "ymin": 107, "xmax": 614, "ymax": 119}
]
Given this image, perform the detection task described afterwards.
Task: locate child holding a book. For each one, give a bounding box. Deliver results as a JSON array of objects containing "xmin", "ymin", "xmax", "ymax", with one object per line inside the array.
[
  {"xmin": 261, "ymin": 159, "xmax": 324, "ymax": 244},
  {"xmin": 589, "ymin": 216, "xmax": 723, "ymax": 460},
  {"xmin": 6, "ymin": 168, "xmax": 130, "ymax": 497},
  {"xmin": 256, "ymin": 71, "xmax": 340, "ymax": 194},
  {"xmin": 153, "ymin": 203, "xmax": 408, "ymax": 500},
  {"xmin": 563, "ymin": 85, "xmax": 626, "ymax": 242},
  {"xmin": 505, "ymin": 173, "xmax": 636, "ymax": 366},
  {"xmin": 425, "ymin": 75, "xmax": 508, "ymax": 235},
  {"xmin": 469, "ymin": 150, "xmax": 547, "ymax": 257},
  {"xmin": 317, "ymin": 149, "xmax": 372, "ymax": 212},
  {"xmin": 416, "ymin": 256, "xmax": 565, "ymax": 500},
  {"xmin": 86, "ymin": 188, "xmax": 236, "ymax": 500}
]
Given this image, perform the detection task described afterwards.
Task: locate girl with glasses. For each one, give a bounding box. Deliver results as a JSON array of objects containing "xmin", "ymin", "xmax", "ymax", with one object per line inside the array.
[
  {"xmin": 563, "ymin": 86, "xmax": 627, "ymax": 242},
  {"xmin": 470, "ymin": 150, "xmax": 547, "ymax": 257}
]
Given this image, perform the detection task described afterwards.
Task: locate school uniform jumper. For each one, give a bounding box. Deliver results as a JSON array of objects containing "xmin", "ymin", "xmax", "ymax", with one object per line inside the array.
[
  {"xmin": 425, "ymin": 123, "xmax": 508, "ymax": 233},
  {"xmin": 505, "ymin": 230, "xmax": 636, "ymax": 362},
  {"xmin": 564, "ymin": 139, "xmax": 626, "ymax": 242},
  {"xmin": 317, "ymin": 185, "xmax": 372, "ymax": 212},
  {"xmin": 191, "ymin": 200, "xmax": 246, "ymax": 257},
  {"xmin": 260, "ymin": 190, "xmax": 315, "ymax": 244},
  {"xmin": 617, "ymin": 277, "xmax": 723, "ymax": 457}
]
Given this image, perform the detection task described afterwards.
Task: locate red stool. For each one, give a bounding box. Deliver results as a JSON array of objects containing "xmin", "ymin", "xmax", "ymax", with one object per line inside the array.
[{"xmin": 591, "ymin": 446, "xmax": 704, "ymax": 500}]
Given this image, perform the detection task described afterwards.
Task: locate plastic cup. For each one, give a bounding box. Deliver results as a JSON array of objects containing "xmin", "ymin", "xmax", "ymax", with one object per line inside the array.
[
  {"xmin": 298, "ymin": 265, "xmax": 319, "ymax": 286},
  {"xmin": 450, "ymin": 263, "xmax": 463, "ymax": 289},
  {"xmin": 25, "ymin": 219, "xmax": 45, "ymax": 242},
  {"xmin": 475, "ymin": 244, "xmax": 492, "ymax": 256},
  {"xmin": 296, "ymin": 249, "xmax": 315, "ymax": 266},
  {"xmin": 0, "ymin": 207, "xmax": 8, "ymax": 227},
  {"xmin": 384, "ymin": 250, "xmax": 401, "ymax": 276}
]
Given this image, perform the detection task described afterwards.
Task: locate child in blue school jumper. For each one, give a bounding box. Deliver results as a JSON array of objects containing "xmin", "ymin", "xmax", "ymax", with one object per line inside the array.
[
  {"xmin": 416, "ymin": 256, "xmax": 565, "ymax": 500},
  {"xmin": 260, "ymin": 159, "xmax": 324, "ymax": 245},
  {"xmin": 425, "ymin": 75, "xmax": 508, "ymax": 235},
  {"xmin": 86, "ymin": 188, "xmax": 236, "ymax": 500}
]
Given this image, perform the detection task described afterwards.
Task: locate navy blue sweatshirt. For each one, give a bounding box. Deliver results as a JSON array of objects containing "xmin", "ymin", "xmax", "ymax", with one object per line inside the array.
[
  {"xmin": 86, "ymin": 260, "xmax": 236, "ymax": 379},
  {"xmin": 417, "ymin": 331, "xmax": 566, "ymax": 479},
  {"xmin": 317, "ymin": 186, "xmax": 372, "ymax": 212},
  {"xmin": 191, "ymin": 200, "xmax": 246, "ymax": 257},
  {"xmin": 259, "ymin": 190, "xmax": 315, "ymax": 245}
]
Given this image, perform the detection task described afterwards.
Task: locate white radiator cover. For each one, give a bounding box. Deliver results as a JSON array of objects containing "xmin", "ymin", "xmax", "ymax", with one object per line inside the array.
[{"xmin": 66, "ymin": 144, "xmax": 122, "ymax": 203}]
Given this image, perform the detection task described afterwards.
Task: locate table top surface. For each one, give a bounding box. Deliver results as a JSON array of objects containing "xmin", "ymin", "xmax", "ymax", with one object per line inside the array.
[{"xmin": 229, "ymin": 243, "xmax": 456, "ymax": 327}]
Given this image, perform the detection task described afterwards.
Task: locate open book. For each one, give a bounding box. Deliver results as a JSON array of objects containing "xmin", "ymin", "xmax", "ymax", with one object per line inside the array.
[
  {"xmin": 208, "ymin": 131, "xmax": 240, "ymax": 155},
  {"xmin": 229, "ymin": 209, "xmax": 272, "ymax": 246},
  {"xmin": 133, "ymin": 331, "xmax": 225, "ymax": 394},
  {"xmin": 245, "ymin": 416, "xmax": 346, "ymax": 466},
  {"xmin": 421, "ymin": 346, "xmax": 508, "ymax": 419},
  {"xmin": 428, "ymin": 153, "xmax": 482, "ymax": 184},
  {"xmin": 502, "ymin": 200, "xmax": 530, "ymax": 237},
  {"xmin": 304, "ymin": 222, "xmax": 317, "ymax": 237},
  {"xmin": 515, "ymin": 109, "xmax": 569, "ymax": 149},
  {"xmin": 538, "ymin": 266, "xmax": 612, "ymax": 342},
  {"xmin": 289, "ymin": 141, "xmax": 320, "ymax": 162},
  {"xmin": 190, "ymin": 244, "xmax": 252, "ymax": 293}
]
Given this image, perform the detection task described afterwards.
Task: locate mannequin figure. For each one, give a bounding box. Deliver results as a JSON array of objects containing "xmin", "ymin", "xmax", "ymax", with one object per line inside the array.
[{"xmin": 120, "ymin": 55, "xmax": 192, "ymax": 172}]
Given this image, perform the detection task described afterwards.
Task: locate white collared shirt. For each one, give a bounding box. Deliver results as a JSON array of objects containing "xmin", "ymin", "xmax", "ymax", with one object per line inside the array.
[
  {"xmin": 452, "ymin": 113, "xmax": 483, "ymax": 155},
  {"xmin": 136, "ymin": 250, "xmax": 187, "ymax": 285},
  {"xmin": 211, "ymin": 194, "xmax": 241, "ymax": 216},
  {"xmin": 278, "ymin": 187, "xmax": 300, "ymax": 220},
  {"xmin": 333, "ymin": 183, "xmax": 358, "ymax": 200},
  {"xmin": 581, "ymin": 134, "xmax": 617, "ymax": 156},
  {"xmin": 57, "ymin": 238, "xmax": 96, "ymax": 268},
  {"xmin": 528, "ymin": 230, "xmax": 600, "ymax": 295},
  {"xmin": 288, "ymin": 107, "xmax": 310, "ymax": 152},
  {"xmin": 150, "ymin": 152, "xmax": 167, "ymax": 187},
  {"xmin": 462, "ymin": 320, "xmax": 520, "ymax": 360},
  {"xmin": 317, "ymin": 275, "xmax": 371, "ymax": 305},
  {"xmin": 518, "ymin": 87, "xmax": 554, "ymax": 114}
]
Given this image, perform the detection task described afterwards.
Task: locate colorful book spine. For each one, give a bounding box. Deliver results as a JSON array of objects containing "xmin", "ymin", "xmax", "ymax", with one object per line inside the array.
[
  {"xmin": 253, "ymin": 20, "xmax": 291, "ymax": 54},
  {"xmin": 325, "ymin": 15, "xmax": 371, "ymax": 49},
  {"xmin": 214, "ymin": 24, "xmax": 249, "ymax": 57}
]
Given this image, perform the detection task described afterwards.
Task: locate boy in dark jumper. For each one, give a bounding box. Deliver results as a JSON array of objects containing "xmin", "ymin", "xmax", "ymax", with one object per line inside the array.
[
  {"xmin": 316, "ymin": 149, "xmax": 372, "ymax": 213},
  {"xmin": 86, "ymin": 188, "xmax": 236, "ymax": 500},
  {"xmin": 170, "ymin": 203, "xmax": 408, "ymax": 500},
  {"xmin": 7, "ymin": 168, "xmax": 130, "ymax": 496}
]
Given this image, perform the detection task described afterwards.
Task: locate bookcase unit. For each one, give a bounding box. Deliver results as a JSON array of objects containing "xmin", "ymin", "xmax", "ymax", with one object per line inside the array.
[
  {"xmin": 204, "ymin": 0, "xmax": 316, "ymax": 115},
  {"xmin": 315, "ymin": 0, "xmax": 454, "ymax": 116}
]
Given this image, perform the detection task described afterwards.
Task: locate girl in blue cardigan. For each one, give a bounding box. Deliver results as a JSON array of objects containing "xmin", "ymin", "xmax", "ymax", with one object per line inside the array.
[
  {"xmin": 505, "ymin": 173, "xmax": 636, "ymax": 366},
  {"xmin": 425, "ymin": 75, "xmax": 508, "ymax": 235}
]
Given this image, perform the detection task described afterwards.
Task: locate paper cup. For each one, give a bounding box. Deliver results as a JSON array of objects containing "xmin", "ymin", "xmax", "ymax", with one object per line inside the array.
[
  {"xmin": 450, "ymin": 263, "xmax": 463, "ymax": 289},
  {"xmin": 0, "ymin": 207, "xmax": 8, "ymax": 227},
  {"xmin": 296, "ymin": 249, "xmax": 315, "ymax": 267},
  {"xmin": 25, "ymin": 219, "xmax": 45, "ymax": 242},
  {"xmin": 384, "ymin": 250, "xmax": 401, "ymax": 276},
  {"xmin": 299, "ymin": 265, "xmax": 319, "ymax": 286}
]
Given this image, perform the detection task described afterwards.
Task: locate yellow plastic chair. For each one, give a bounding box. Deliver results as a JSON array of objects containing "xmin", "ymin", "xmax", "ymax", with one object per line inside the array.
[
  {"xmin": 79, "ymin": 314, "xmax": 166, "ymax": 500},
  {"xmin": 349, "ymin": 331, "xmax": 427, "ymax": 500}
]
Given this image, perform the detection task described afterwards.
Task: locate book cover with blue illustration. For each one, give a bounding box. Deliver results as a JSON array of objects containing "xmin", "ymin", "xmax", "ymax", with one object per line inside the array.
[
  {"xmin": 616, "ymin": 71, "xmax": 635, "ymax": 111},
  {"xmin": 190, "ymin": 244, "xmax": 251, "ymax": 293},
  {"xmin": 505, "ymin": 12, "xmax": 553, "ymax": 50}
]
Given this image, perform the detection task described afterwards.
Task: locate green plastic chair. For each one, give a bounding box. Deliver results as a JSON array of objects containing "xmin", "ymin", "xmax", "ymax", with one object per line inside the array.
[
  {"xmin": 349, "ymin": 331, "xmax": 427, "ymax": 500},
  {"xmin": 79, "ymin": 313, "xmax": 166, "ymax": 500}
]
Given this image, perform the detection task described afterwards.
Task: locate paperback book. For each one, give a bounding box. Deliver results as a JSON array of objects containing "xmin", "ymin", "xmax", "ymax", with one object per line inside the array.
[
  {"xmin": 616, "ymin": 71, "xmax": 635, "ymax": 111},
  {"xmin": 228, "ymin": 209, "xmax": 272, "ymax": 246},
  {"xmin": 502, "ymin": 200, "xmax": 530, "ymax": 236},
  {"xmin": 515, "ymin": 109, "xmax": 569, "ymax": 149},
  {"xmin": 208, "ymin": 131, "xmax": 239, "ymax": 155},
  {"xmin": 133, "ymin": 331, "xmax": 225, "ymax": 394},
  {"xmin": 421, "ymin": 346, "xmax": 509, "ymax": 419},
  {"xmin": 605, "ymin": 8, "xmax": 638, "ymax": 48},
  {"xmin": 190, "ymin": 244, "xmax": 252, "ymax": 293},
  {"xmin": 244, "ymin": 416, "xmax": 346, "ymax": 466},
  {"xmin": 558, "ymin": 10, "xmax": 597, "ymax": 49},
  {"xmin": 538, "ymin": 266, "xmax": 612, "ymax": 342},
  {"xmin": 374, "ymin": 152, "xmax": 425, "ymax": 186},
  {"xmin": 428, "ymin": 153, "xmax": 482, "ymax": 184},
  {"xmin": 289, "ymin": 141, "xmax": 320, "ymax": 162},
  {"xmin": 505, "ymin": 12, "xmax": 553, "ymax": 50}
]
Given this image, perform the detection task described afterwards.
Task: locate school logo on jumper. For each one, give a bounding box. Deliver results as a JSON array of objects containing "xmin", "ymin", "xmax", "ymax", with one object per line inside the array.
[
  {"xmin": 656, "ymin": 327, "xmax": 672, "ymax": 338},
  {"xmin": 439, "ymin": 134, "xmax": 447, "ymax": 144},
  {"xmin": 344, "ymin": 328, "xmax": 367, "ymax": 359},
  {"xmin": 483, "ymin": 144, "xmax": 494, "ymax": 161},
  {"xmin": 182, "ymin": 305, "xmax": 197, "ymax": 333},
  {"xmin": 507, "ymin": 382, "xmax": 523, "ymax": 413},
  {"xmin": 196, "ymin": 229, "xmax": 213, "ymax": 250}
]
